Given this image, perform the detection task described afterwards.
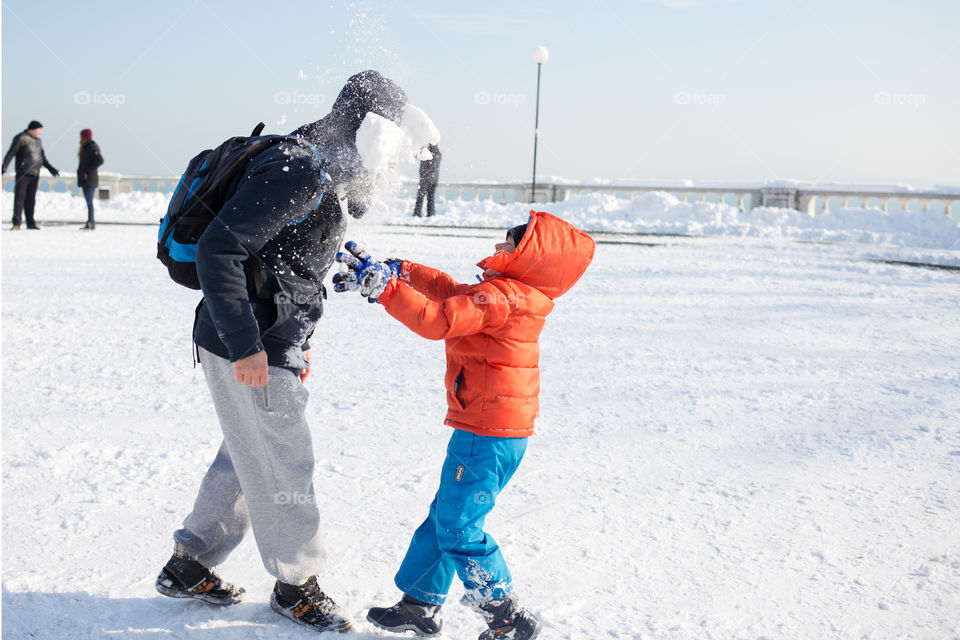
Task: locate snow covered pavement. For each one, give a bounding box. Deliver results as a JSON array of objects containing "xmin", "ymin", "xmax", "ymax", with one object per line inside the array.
[{"xmin": 3, "ymin": 221, "xmax": 959, "ymax": 639}]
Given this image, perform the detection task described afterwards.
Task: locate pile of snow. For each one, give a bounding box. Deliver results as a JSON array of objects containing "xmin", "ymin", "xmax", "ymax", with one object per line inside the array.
[
  {"xmin": 5, "ymin": 188, "xmax": 960, "ymax": 254},
  {"xmin": 374, "ymin": 191, "xmax": 960, "ymax": 251},
  {"xmin": 0, "ymin": 190, "xmax": 168, "ymax": 225}
]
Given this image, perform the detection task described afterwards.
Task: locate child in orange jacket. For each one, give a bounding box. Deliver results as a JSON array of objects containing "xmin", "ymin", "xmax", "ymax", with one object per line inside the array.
[{"xmin": 334, "ymin": 211, "xmax": 594, "ymax": 639}]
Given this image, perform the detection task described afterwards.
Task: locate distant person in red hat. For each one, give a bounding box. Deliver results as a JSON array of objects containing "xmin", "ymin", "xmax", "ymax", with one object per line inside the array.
[
  {"xmin": 77, "ymin": 129, "xmax": 104, "ymax": 231},
  {"xmin": 2, "ymin": 120, "xmax": 59, "ymax": 230}
]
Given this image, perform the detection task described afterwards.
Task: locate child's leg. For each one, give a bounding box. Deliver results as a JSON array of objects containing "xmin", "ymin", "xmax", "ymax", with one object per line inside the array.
[
  {"xmin": 443, "ymin": 432, "xmax": 527, "ymax": 602},
  {"xmin": 395, "ymin": 429, "xmax": 527, "ymax": 605},
  {"xmin": 393, "ymin": 496, "xmax": 457, "ymax": 604}
]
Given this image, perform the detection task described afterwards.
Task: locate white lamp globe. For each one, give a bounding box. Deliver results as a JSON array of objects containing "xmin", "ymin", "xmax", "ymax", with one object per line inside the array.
[{"xmin": 531, "ymin": 46, "xmax": 549, "ymax": 64}]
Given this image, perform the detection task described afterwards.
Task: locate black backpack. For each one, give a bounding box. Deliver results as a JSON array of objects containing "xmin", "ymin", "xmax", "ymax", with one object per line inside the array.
[{"xmin": 157, "ymin": 123, "xmax": 319, "ymax": 289}]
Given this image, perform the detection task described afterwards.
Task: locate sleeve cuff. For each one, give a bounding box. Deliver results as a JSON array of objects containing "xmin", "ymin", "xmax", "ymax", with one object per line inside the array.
[
  {"xmin": 220, "ymin": 324, "xmax": 264, "ymax": 362},
  {"xmin": 377, "ymin": 277, "xmax": 402, "ymax": 308}
]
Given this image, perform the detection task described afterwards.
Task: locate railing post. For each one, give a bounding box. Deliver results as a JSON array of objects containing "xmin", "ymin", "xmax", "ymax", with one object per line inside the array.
[{"xmin": 798, "ymin": 193, "xmax": 816, "ymax": 216}]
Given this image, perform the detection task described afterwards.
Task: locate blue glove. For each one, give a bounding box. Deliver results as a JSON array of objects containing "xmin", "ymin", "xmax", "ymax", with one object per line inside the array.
[
  {"xmin": 333, "ymin": 241, "xmax": 394, "ymax": 302},
  {"xmin": 383, "ymin": 259, "xmax": 404, "ymax": 278}
]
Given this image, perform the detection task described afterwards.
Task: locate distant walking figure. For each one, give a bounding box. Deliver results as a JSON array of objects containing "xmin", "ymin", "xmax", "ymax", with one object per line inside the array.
[
  {"xmin": 413, "ymin": 143, "xmax": 440, "ymax": 217},
  {"xmin": 2, "ymin": 120, "xmax": 59, "ymax": 230},
  {"xmin": 77, "ymin": 129, "xmax": 104, "ymax": 231}
]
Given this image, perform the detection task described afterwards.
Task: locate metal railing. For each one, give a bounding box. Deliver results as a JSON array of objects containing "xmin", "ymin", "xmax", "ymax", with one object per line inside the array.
[{"xmin": 6, "ymin": 174, "xmax": 958, "ymax": 217}]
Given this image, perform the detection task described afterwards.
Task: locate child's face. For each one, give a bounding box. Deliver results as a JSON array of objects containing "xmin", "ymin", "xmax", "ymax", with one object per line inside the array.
[{"xmin": 495, "ymin": 234, "xmax": 517, "ymax": 254}]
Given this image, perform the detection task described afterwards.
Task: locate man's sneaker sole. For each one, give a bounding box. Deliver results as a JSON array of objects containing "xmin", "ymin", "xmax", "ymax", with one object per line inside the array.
[
  {"xmin": 366, "ymin": 612, "xmax": 442, "ymax": 638},
  {"xmin": 270, "ymin": 591, "xmax": 352, "ymax": 633}
]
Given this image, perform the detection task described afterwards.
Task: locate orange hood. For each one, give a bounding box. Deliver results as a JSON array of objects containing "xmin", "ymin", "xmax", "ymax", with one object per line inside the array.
[{"xmin": 477, "ymin": 210, "xmax": 595, "ymax": 299}]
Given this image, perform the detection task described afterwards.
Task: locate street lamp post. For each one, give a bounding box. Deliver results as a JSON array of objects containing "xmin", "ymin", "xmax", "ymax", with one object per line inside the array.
[{"xmin": 530, "ymin": 45, "xmax": 549, "ymax": 203}]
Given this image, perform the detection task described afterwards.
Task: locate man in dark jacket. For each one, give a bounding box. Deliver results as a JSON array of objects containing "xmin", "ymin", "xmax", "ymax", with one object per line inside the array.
[
  {"xmin": 413, "ymin": 143, "xmax": 440, "ymax": 217},
  {"xmin": 2, "ymin": 120, "xmax": 59, "ymax": 229},
  {"xmin": 154, "ymin": 71, "xmax": 409, "ymax": 633},
  {"xmin": 77, "ymin": 128, "xmax": 104, "ymax": 230}
]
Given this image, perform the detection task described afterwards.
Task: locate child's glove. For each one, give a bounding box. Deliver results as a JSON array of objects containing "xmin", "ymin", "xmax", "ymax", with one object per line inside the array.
[
  {"xmin": 383, "ymin": 259, "xmax": 404, "ymax": 278},
  {"xmin": 333, "ymin": 241, "xmax": 393, "ymax": 302}
]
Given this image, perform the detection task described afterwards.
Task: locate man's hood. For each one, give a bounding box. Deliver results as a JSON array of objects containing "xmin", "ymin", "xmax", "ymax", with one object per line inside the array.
[
  {"xmin": 292, "ymin": 70, "xmax": 407, "ymax": 146},
  {"xmin": 329, "ymin": 69, "xmax": 407, "ymax": 132},
  {"xmin": 290, "ymin": 70, "xmax": 407, "ymax": 216},
  {"xmin": 477, "ymin": 211, "xmax": 595, "ymax": 300}
]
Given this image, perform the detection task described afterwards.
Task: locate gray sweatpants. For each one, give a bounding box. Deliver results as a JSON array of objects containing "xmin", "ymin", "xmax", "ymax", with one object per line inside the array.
[{"xmin": 173, "ymin": 347, "xmax": 326, "ymax": 584}]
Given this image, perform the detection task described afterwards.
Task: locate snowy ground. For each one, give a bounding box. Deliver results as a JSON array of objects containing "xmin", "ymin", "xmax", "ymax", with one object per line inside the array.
[{"xmin": 2, "ymin": 197, "xmax": 960, "ymax": 639}]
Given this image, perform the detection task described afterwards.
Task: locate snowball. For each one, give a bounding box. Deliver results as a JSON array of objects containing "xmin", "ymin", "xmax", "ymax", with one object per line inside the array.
[
  {"xmin": 400, "ymin": 103, "xmax": 441, "ymax": 152},
  {"xmin": 355, "ymin": 112, "xmax": 409, "ymax": 174}
]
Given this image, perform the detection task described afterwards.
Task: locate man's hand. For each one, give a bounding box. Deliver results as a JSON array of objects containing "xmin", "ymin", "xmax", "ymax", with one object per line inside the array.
[
  {"xmin": 300, "ymin": 349, "xmax": 312, "ymax": 383},
  {"xmin": 233, "ymin": 351, "xmax": 269, "ymax": 387}
]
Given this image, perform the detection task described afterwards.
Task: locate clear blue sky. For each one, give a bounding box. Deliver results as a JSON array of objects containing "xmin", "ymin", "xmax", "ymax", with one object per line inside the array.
[{"xmin": 3, "ymin": 0, "xmax": 958, "ymax": 186}]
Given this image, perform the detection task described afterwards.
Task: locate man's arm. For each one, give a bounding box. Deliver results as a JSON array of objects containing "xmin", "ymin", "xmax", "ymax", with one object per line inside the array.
[
  {"xmin": 2, "ymin": 135, "xmax": 21, "ymax": 173},
  {"xmin": 195, "ymin": 147, "xmax": 318, "ymax": 366},
  {"xmin": 41, "ymin": 146, "xmax": 58, "ymax": 176}
]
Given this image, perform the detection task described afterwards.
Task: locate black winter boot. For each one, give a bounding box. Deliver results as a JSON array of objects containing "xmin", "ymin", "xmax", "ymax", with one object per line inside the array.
[
  {"xmin": 270, "ymin": 575, "xmax": 352, "ymax": 632},
  {"xmin": 154, "ymin": 543, "xmax": 245, "ymax": 605},
  {"xmin": 464, "ymin": 593, "xmax": 541, "ymax": 640},
  {"xmin": 367, "ymin": 593, "xmax": 443, "ymax": 637}
]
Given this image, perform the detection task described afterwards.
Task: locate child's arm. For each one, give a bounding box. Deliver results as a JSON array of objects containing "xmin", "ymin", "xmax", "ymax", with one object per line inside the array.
[
  {"xmin": 378, "ymin": 278, "xmax": 510, "ymax": 340},
  {"xmin": 399, "ymin": 261, "xmax": 473, "ymax": 301}
]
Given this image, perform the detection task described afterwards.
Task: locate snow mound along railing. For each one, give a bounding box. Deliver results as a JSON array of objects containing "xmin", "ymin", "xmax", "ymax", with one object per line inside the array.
[
  {"xmin": 6, "ymin": 175, "xmax": 958, "ymax": 218},
  {"xmin": 395, "ymin": 180, "xmax": 960, "ymax": 218}
]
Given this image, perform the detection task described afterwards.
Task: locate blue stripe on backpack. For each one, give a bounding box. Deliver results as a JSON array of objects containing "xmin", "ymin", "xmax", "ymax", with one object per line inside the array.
[{"xmin": 157, "ymin": 123, "xmax": 323, "ymax": 290}]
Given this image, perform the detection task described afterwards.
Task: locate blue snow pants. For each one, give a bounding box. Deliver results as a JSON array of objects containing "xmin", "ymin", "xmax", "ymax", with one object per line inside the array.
[{"xmin": 394, "ymin": 429, "xmax": 528, "ymax": 605}]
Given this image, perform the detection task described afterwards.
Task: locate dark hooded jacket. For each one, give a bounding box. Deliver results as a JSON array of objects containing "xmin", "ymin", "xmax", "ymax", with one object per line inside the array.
[
  {"xmin": 193, "ymin": 70, "xmax": 407, "ymax": 371},
  {"xmin": 77, "ymin": 140, "xmax": 104, "ymax": 188},
  {"xmin": 2, "ymin": 131, "xmax": 58, "ymax": 177}
]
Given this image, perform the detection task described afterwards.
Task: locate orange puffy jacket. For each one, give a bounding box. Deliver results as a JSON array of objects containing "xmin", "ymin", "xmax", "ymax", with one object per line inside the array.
[{"xmin": 378, "ymin": 211, "xmax": 595, "ymax": 437}]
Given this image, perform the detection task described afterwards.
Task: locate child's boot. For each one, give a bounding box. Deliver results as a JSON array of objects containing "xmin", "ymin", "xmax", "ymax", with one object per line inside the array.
[
  {"xmin": 464, "ymin": 593, "xmax": 541, "ymax": 640},
  {"xmin": 367, "ymin": 593, "xmax": 443, "ymax": 637}
]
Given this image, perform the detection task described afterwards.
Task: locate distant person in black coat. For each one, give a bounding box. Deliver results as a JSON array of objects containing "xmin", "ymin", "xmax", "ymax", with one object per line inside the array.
[
  {"xmin": 77, "ymin": 129, "xmax": 104, "ymax": 231},
  {"xmin": 2, "ymin": 120, "xmax": 59, "ymax": 230},
  {"xmin": 413, "ymin": 143, "xmax": 440, "ymax": 217}
]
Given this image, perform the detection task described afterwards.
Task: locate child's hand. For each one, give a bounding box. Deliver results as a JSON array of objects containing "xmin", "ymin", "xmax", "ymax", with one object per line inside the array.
[{"xmin": 333, "ymin": 241, "xmax": 394, "ymax": 302}]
